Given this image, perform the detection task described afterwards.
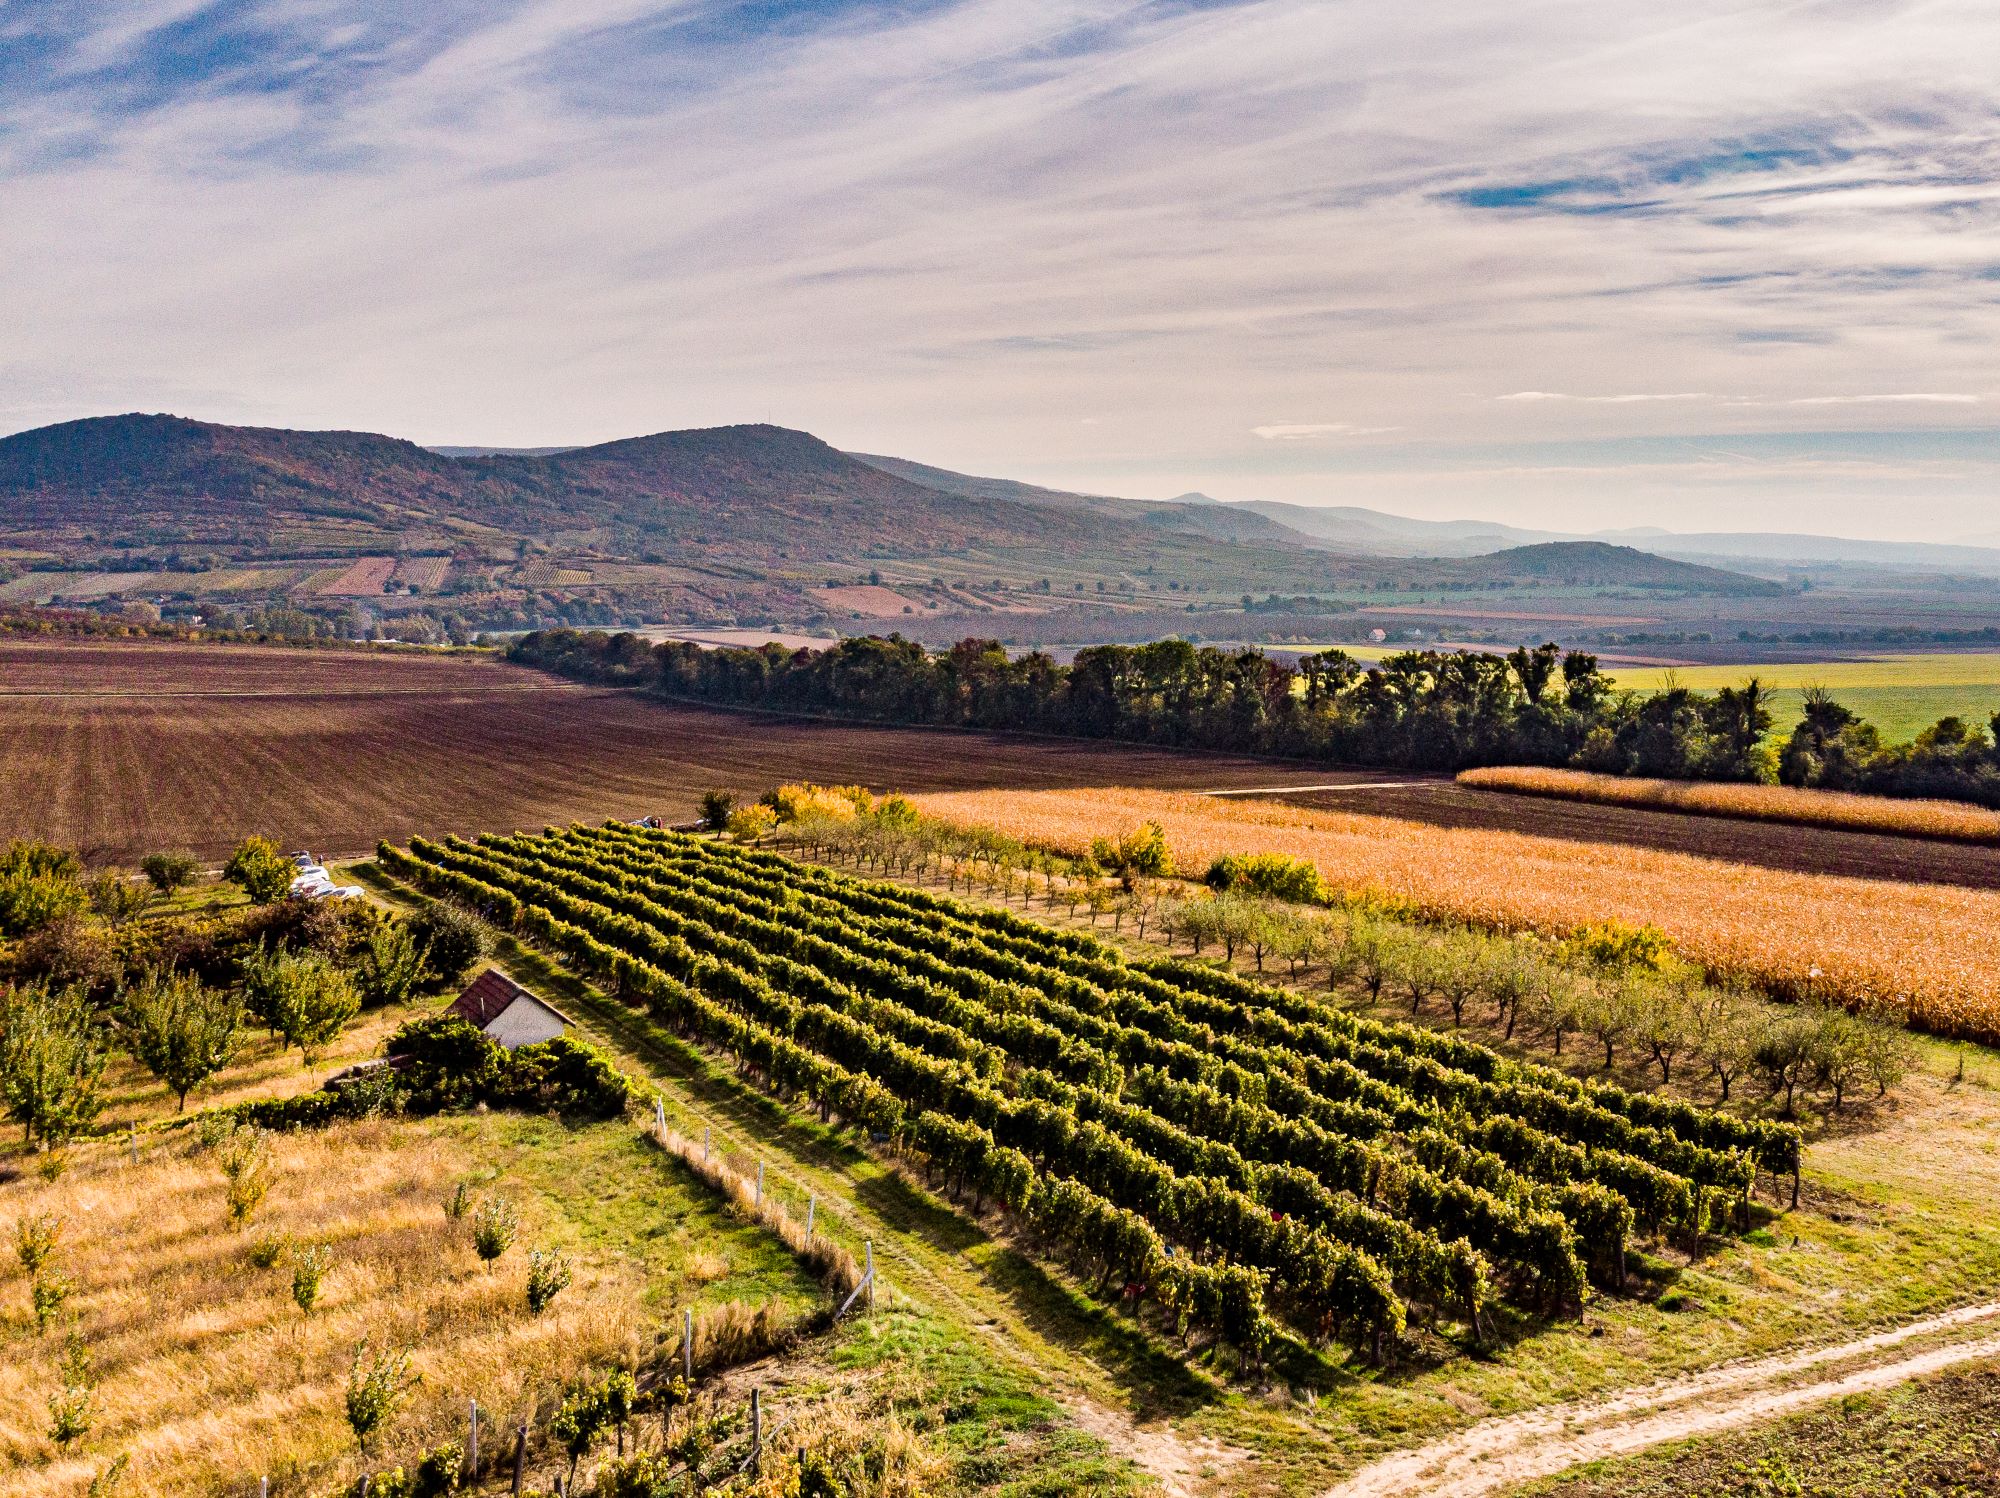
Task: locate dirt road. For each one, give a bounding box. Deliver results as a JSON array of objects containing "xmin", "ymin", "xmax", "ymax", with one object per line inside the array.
[{"xmin": 1324, "ymin": 1299, "xmax": 2000, "ymax": 1498}]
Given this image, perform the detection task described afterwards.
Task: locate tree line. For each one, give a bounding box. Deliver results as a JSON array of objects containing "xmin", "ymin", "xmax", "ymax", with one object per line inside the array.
[{"xmin": 509, "ymin": 630, "xmax": 2000, "ymax": 803}]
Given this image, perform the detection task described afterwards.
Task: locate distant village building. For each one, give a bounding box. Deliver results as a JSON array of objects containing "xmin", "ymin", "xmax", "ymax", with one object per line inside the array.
[{"xmin": 448, "ymin": 968, "xmax": 571, "ymax": 1049}]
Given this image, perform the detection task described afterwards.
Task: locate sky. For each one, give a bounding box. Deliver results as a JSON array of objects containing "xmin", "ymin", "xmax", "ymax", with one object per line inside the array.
[{"xmin": 2, "ymin": 0, "xmax": 1998, "ymax": 541}]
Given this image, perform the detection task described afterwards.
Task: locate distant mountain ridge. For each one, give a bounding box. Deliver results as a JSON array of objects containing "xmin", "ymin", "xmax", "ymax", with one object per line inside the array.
[
  {"xmin": 852, "ymin": 449, "xmax": 2000, "ymax": 574},
  {"xmin": 0, "ymin": 413, "xmax": 1780, "ymax": 600}
]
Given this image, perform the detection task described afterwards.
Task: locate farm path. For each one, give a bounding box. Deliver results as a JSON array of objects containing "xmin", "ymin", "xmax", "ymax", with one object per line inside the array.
[
  {"xmin": 353, "ymin": 866, "xmax": 1244, "ymax": 1497},
  {"xmin": 1322, "ymin": 1297, "xmax": 2000, "ymax": 1498}
]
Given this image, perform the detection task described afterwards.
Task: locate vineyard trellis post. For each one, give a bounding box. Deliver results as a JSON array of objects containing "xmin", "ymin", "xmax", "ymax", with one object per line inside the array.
[
  {"xmin": 468, "ymin": 1399, "xmax": 479, "ymax": 1478},
  {"xmin": 684, "ymin": 1307, "xmax": 694, "ymax": 1383},
  {"xmin": 806, "ymin": 1194, "xmax": 816, "ymax": 1237},
  {"xmin": 511, "ymin": 1423, "xmax": 527, "ymax": 1496},
  {"xmin": 750, "ymin": 1387, "xmax": 762, "ymax": 1474}
]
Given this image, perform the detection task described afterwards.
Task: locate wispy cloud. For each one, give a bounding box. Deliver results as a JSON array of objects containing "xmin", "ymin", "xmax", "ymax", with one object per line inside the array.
[
  {"xmin": 2, "ymin": 0, "xmax": 1998, "ymax": 537},
  {"xmin": 1786, "ymin": 393, "xmax": 1981, "ymax": 405},
  {"xmin": 1252, "ymin": 422, "xmax": 1403, "ymax": 440},
  {"xmin": 1497, "ymin": 392, "xmax": 1710, "ymax": 404}
]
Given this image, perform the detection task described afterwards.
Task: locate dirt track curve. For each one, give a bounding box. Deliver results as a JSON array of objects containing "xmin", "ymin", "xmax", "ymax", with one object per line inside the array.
[{"xmin": 1323, "ymin": 1299, "xmax": 2000, "ymax": 1498}]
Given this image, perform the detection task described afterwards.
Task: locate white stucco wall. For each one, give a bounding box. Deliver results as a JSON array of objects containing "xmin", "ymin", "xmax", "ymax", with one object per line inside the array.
[{"xmin": 484, "ymin": 999, "xmax": 567, "ymax": 1049}]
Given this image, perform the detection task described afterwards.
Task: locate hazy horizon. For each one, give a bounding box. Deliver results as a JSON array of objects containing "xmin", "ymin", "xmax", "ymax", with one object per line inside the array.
[{"xmin": 5, "ymin": 2, "xmax": 1996, "ymax": 542}]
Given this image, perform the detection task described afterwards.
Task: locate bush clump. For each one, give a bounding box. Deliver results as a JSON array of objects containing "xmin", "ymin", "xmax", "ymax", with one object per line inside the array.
[{"xmin": 1204, "ymin": 851, "xmax": 1325, "ymax": 904}]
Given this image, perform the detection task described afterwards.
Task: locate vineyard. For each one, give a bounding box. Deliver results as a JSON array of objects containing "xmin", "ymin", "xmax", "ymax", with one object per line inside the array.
[{"xmin": 379, "ymin": 824, "xmax": 1797, "ymax": 1369}]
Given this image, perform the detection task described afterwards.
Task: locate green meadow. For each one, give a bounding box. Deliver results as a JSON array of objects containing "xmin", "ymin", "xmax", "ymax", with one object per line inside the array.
[{"xmin": 1608, "ymin": 653, "xmax": 2000, "ymax": 742}]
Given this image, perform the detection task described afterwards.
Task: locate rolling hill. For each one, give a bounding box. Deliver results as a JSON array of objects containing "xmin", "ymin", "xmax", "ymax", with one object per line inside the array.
[
  {"xmin": 0, "ymin": 415, "xmax": 1191, "ymax": 566},
  {"xmin": 1460, "ymin": 541, "xmax": 1783, "ymax": 594},
  {"xmin": 0, "ymin": 414, "xmax": 1785, "ymax": 635}
]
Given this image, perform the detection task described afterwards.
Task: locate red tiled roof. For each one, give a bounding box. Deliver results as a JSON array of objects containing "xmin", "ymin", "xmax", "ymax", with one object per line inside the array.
[{"xmin": 449, "ymin": 968, "xmax": 539, "ymax": 1030}]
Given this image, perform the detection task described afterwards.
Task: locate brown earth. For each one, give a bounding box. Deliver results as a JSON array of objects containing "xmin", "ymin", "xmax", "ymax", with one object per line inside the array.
[{"xmin": 0, "ymin": 639, "xmax": 1304, "ymax": 862}]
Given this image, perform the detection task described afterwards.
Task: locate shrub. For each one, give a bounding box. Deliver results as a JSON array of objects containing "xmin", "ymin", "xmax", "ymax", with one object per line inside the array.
[
  {"xmin": 292, "ymin": 1241, "xmax": 333, "ymax": 1318},
  {"xmin": 1204, "ymin": 852, "xmax": 1324, "ymax": 905},
  {"xmin": 223, "ymin": 837, "xmax": 296, "ymax": 904},
  {"xmin": 246, "ymin": 1231, "xmax": 291, "ymax": 1269},
  {"xmin": 444, "ymin": 1181, "xmax": 471, "ymax": 1224},
  {"xmin": 526, "ymin": 1248, "xmax": 573, "ymax": 1314},
  {"xmin": 389, "ymin": 1016, "xmax": 498, "ymax": 1113},
  {"xmin": 471, "ymin": 1197, "xmax": 518, "ymax": 1266},
  {"xmin": 487, "ymin": 1036, "xmax": 633, "ymax": 1121},
  {"xmin": 1091, "ymin": 821, "xmax": 1174, "ymax": 882},
  {"xmin": 47, "ymin": 1334, "xmax": 94, "ymax": 1448},
  {"xmin": 1562, "ymin": 920, "xmax": 1677, "ymax": 973},
  {"xmin": 31, "ymin": 1270, "xmax": 71, "ymax": 1334},
  {"xmin": 140, "ymin": 851, "xmax": 200, "ymax": 894},
  {"xmin": 15, "ymin": 1211, "xmax": 63, "ymax": 1277},
  {"xmin": 345, "ymin": 1340, "xmax": 418, "ymax": 1456},
  {"xmin": 218, "ymin": 1126, "xmax": 274, "ymax": 1229}
]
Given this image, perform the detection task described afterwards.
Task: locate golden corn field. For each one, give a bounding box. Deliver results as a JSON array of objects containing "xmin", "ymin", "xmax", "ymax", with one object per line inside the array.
[
  {"xmin": 911, "ymin": 786, "xmax": 2000, "ymax": 1042},
  {"xmin": 1458, "ymin": 766, "xmax": 2000, "ymax": 846}
]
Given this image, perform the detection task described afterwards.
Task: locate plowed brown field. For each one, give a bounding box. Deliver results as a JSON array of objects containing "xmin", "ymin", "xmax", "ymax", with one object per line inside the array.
[{"xmin": 0, "ymin": 639, "xmax": 1301, "ymax": 862}]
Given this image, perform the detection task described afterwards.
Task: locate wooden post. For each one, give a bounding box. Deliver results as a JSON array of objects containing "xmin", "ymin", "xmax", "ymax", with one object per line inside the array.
[
  {"xmin": 756, "ymin": 1161, "xmax": 764, "ymax": 1209},
  {"xmin": 806, "ymin": 1195, "xmax": 815, "ymax": 1237},
  {"xmin": 128, "ymin": 1125, "xmax": 139, "ymax": 1166},
  {"xmin": 511, "ymin": 1424, "xmax": 527, "ymax": 1495},
  {"xmin": 750, "ymin": 1388, "xmax": 762, "ymax": 1474},
  {"xmin": 684, "ymin": 1306, "xmax": 694, "ymax": 1383},
  {"xmin": 703, "ymin": 1125, "xmax": 710, "ymax": 1164},
  {"xmin": 865, "ymin": 1241, "xmax": 874, "ymax": 1311},
  {"xmin": 654, "ymin": 1096, "xmax": 666, "ymax": 1135},
  {"xmin": 260, "ymin": 1480, "xmax": 269, "ymax": 1498},
  {"xmin": 469, "ymin": 1400, "xmax": 479, "ymax": 1478}
]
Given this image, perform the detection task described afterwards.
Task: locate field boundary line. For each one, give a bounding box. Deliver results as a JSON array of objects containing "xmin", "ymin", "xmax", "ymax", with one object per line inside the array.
[{"xmin": 1202, "ymin": 781, "xmax": 1436, "ymax": 796}]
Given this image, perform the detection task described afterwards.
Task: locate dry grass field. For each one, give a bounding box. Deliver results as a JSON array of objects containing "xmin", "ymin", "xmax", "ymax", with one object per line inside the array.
[
  {"xmin": 0, "ymin": 639, "xmax": 1306, "ymax": 863},
  {"xmin": 1458, "ymin": 766, "xmax": 2000, "ymax": 845},
  {"xmin": 0, "ymin": 1112, "xmax": 822, "ymax": 1497},
  {"xmin": 911, "ymin": 785, "xmax": 2000, "ymax": 1040}
]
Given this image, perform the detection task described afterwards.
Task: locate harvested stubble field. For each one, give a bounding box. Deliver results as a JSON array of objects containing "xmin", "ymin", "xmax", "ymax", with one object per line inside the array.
[
  {"xmin": 1457, "ymin": 765, "xmax": 2000, "ymax": 846},
  {"xmin": 0, "ymin": 639, "xmax": 1302, "ymax": 863},
  {"xmin": 910, "ymin": 785, "xmax": 2000, "ymax": 1043}
]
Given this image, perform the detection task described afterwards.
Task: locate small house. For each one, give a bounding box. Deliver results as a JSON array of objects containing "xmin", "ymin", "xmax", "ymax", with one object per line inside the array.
[{"xmin": 448, "ymin": 968, "xmax": 571, "ymax": 1049}]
